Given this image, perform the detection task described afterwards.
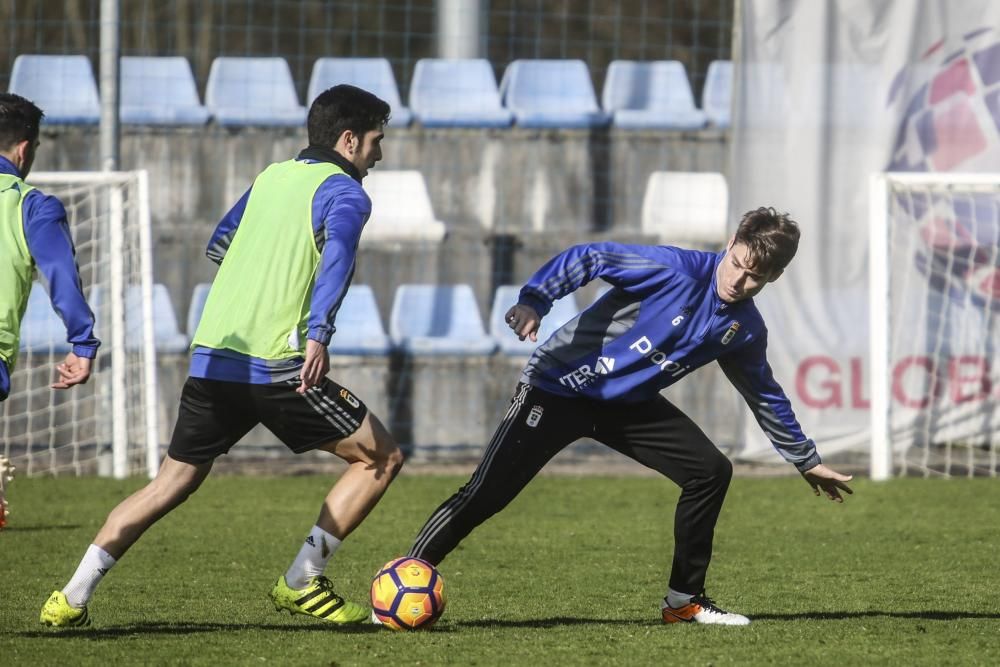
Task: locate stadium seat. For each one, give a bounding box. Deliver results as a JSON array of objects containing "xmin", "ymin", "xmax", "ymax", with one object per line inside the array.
[
  {"xmin": 327, "ymin": 285, "xmax": 392, "ymax": 355},
  {"xmin": 205, "ymin": 57, "xmax": 306, "ymax": 127},
  {"xmin": 641, "ymin": 172, "xmax": 729, "ymax": 246},
  {"xmin": 499, "ymin": 59, "xmax": 610, "ymax": 128},
  {"xmin": 489, "ymin": 286, "xmax": 580, "ymax": 356},
  {"xmin": 408, "ymin": 58, "xmax": 512, "ymax": 128},
  {"xmin": 18, "ymin": 282, "xmax": 72, "ymax": 353},
  {"xmin": 389, "ymin": 284, "xmax": 497, "ymax": 356},
  {"xmin": 602, "ymin": 60, "xmax": 707, "ymax": 130},
  {"xmin": 136, "ymin": 284, "xmax": 189, "ymax": 354},
  {"xmin": 90, "ymin": 284, "xmax": 189, "ymax": 353},
  {"xmin": 8, "ymin": 55, "xmax": 100, "ymax": 124},
  {"xmin": 702, "ymin": 60, "xmax": 732, "ymax": 128},
  {"xmin": 307, "ymin": 58, "xmax": 412, "ymax": 127},
  {"xmin": 186, "ymin": 282, "xmax": 212, "ymax": 336},
  {"xmin": 120, "ymin": 56, "xmax": 210, "ymax": 125},
  {"xmin": 361, "ymin": 171, "xmax": 446, "ymax": 244}
]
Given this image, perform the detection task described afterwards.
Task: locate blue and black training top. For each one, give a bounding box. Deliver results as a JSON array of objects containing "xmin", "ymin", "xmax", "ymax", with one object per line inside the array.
[{"xmin": 516, "ymin": 242, "xmax": 820, "ymax": 472}]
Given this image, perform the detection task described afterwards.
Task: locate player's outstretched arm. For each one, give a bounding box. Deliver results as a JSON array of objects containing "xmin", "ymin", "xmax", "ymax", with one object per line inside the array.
[
  {"xmin": 51, "ymin": 352, "xmax": 92, "ymax": 389},
  {"xmin": 801, "ymin": 463, "xmax": 853, "ymax": 503},
  {"xmin": 505, "ymin": 304, "xmax": 541, "ymax": 342}
]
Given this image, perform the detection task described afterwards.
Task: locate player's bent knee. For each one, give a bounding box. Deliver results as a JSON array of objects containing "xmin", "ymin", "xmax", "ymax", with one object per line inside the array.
[
  {"xmin": 367, "ymin": 422, "xmax": 405, "ymax": 475},
  {"xmin": 149, "ymin": 457, "xmax": 211, "ymax": 505},
  {"xmin": 685, "ymin": 454, "xmax": 732, "ymax": 491},
  {"xmin": 384, "ymin": 443, "xmax": 405, "ymax": 475},
  {"xmin": 148, "ymin": 475, "xmax": 203, "ymax": 509},
  {"xmin": 324, "ymin": 411, "xmax": 404, "ymax": 475},
  {"xmin": 709, "ymin": 455, "xmax": 733, "ymax": 486}
]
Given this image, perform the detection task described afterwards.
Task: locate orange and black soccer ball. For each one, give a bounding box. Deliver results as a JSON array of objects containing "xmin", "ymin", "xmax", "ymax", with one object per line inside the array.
[{"xmin": 370, "ymin": 557, "xmax": 446, "ymax": 631}]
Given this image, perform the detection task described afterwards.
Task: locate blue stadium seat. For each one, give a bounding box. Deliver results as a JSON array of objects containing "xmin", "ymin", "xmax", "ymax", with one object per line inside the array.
[
  {"xmin": 409, "ymin": 59, "xmax": 512, "ymax": 128},
  {"xmin": 390, "ymin": 285, "xmax": 496, "ymax": 356},
  {"xmin": 8, "ymin": 55, "xmax": 99, "ymax": 124},
  {"xmin": 19, "ymin": 282, "xmax": 72, "ymax": 353},
  {"xmin": 499, "ymin": 59, "xmax": 610, "ymax": 128},
  {"xmin": 702, "ymin": 60, "xmax": 732, "ymax": 128},
  {"xmin": 489, "ymin": 286, "xmax": 580, "ymax": 356},
  {"xmin": 328, "ymin": 285, "xmax": 392, "ymax": 356},
  {"xmin": 120, "ymin": 56, "xmax": 210, "ymax": 125},
  {"xmin": 205, "ymin": 57, "xmax": 306, "ymax": 127},
  {"xmin": 641, "ymin": 171, "xmax": 729, "ymax": 246},
  {"xmin": 307, "ymin": 58, "xmax": 412, "ymax": 127},
  {"xmin": 141, "ymin": 285, "xmax": 188, "ymax": 353},
  {"xmin": 602, "ymin": 60, "xmax": 707, "ymax": 130},
  {"xmin": 361, "ymin": 171, "xmax": 446, "ymax": 244},
  {"xmin": 186, "ymin": 282, "xmax": 212, "ymax": 337},
  {"xmin": 90, "ymin": 284, "xmax": 189, "ymax": 353}
]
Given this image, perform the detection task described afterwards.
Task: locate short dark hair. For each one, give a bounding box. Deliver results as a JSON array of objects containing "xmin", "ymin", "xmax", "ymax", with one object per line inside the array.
[
  {"xmin": 0, "ymin": 93, "xmax": 43, "ymax": 151},
  {"xmin": 733, "ymin": 206, "xmax": 801, "ymax": 275},
  {"xmin": 307, "ymin": 84, "xmax": 390, "ymax": 147}
]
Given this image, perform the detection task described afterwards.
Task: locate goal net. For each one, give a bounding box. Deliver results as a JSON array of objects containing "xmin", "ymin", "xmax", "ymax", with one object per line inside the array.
[
  {"xmin": 0, "ymin": 171, "xmax": 159, "ymax": 479},
  {"xmin": 870, "ymin": 173, "xmax": 1000, "ymax": 479}
]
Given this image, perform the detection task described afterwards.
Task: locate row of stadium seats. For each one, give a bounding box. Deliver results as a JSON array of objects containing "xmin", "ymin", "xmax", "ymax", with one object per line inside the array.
[
  {"xmin": 327, "ymin": 169, "xmax": 725, "ymax": 244},
  {"xmin": 8, "ymin": 55, "xmax": 732, "ymax": 129},
  {"xmin": 19, "ymin": 282, "xmax": 595, "ymax": 357}
]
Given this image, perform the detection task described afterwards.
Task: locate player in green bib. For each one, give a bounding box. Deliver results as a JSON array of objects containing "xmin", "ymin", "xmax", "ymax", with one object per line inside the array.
[
  {"xmin": 0, "ymin": 93, "xmax": 99, "ymax": 401},
  {"xmin": 43, "ymin": 86, "xmax": 402, "ymax": 628}
]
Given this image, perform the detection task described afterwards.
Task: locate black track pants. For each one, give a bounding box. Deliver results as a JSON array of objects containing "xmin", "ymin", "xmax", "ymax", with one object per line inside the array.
[{"xmin": 407, "ymin": 383, "xmax": 733, "ymax": 594}]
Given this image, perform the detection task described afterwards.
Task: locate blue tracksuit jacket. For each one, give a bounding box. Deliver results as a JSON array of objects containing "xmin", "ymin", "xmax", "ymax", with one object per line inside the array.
[
  {"xmin": 517, "ymin": 242, "xmax": 820, "ymax": 471},
  {"xmin": 0, "ymin": 156, "xmax": 99, "ymax": 399}
]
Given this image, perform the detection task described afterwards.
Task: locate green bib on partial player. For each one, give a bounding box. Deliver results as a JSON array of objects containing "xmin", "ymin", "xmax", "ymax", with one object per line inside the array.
[
  {"xmin": 0, "ymin": 173, "xmax": 36, "ymax": 369},
  {"xmin": 192, "ymin": 159, "xmax": 348, "ymax": 360}
]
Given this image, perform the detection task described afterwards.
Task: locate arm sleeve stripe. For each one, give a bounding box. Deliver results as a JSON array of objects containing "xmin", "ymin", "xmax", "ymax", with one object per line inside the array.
[{"xmin": 534, "ymin": 250, "xmax": 662, "ymax": 300}]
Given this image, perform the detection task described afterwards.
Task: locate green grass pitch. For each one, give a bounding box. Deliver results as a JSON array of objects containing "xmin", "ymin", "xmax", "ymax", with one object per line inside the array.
[{"xmin": 2, "ymin": 473, "xmax": 999, "ymax": 666}]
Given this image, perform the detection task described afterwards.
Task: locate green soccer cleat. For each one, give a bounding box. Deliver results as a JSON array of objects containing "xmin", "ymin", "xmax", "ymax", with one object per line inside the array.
[
  {"xmin": 40, "ymin": 591, "xmax": 91, "ymax": 627},
  {"xmin": 269, "ymin": 575, "xmax": 368, "ymax": 624}
]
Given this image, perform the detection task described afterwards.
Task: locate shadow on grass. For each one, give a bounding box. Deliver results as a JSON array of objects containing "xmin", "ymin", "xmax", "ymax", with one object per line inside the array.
[
  {"xmin": 753, "ymin": 611, "xmax": 1000, "ymax": 621},
  {"xmin": 448, "ymin": 617, "xmax": 656, "ymax": 630},
  {"xmin": 18, "ymin": 621, "xmax": 383, "ymax": 640},
  {"xmin": 449, "ymin": 610, "xmax": 1000, "ymax": 628},
  {"xmin": 19, "ymin": 610, "xmax": 999, "ymax": 639}
]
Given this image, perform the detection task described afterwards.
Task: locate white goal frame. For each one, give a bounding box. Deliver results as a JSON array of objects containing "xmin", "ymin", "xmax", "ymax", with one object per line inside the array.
[
  {"xmin": 23, "ymin": 171, "xmax": 159, "ymax": 479},
  {"xmin": 869, "ymin": 172, "xmax": 1000, "ymax": 480}
]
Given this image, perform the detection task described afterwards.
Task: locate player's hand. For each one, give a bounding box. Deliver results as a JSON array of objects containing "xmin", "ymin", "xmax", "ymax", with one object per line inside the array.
[
  {"xmin": 297, "ymin": 339, "xmax": 330, "ymax": 394},
  {"xmin": 505, "ymin": 304, "xmax": 541, "ymax": 342},
  {"xmin": 52, "ymin": 352, "xmax": 92, "ymax": 389},
  {"xmin": 801, "ymin": 463, "xmax": 854, "ymax": 503}
]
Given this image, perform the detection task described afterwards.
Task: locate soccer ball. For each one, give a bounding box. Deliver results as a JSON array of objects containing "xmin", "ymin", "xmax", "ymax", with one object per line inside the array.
[{"xmin": 370, "ymin": 557, "xmax": 446, "ymax": 631}]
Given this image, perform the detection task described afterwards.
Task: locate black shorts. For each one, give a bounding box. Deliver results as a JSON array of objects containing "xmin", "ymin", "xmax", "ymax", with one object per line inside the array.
[{"xmin": 167, "ymin": 376, "xmax": 369, "ymax": 464}]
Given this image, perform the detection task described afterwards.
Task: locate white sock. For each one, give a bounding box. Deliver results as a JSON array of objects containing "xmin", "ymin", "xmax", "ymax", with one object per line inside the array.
[
  {"xmin": 284, "ymin": 525, "xmax": 342, "ymax": 589},
  {"xmin": 63, "ymin": 544, "xmax": 117, "ymax": 608},
  {"xmin": 666, "ymin": 588, "xmax": 694, "ymax": 609}
]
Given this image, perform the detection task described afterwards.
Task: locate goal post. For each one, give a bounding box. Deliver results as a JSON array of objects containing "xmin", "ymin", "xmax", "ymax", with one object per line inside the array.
[
  {"xmin": 1, "ymin": 170, "xmax": 159, "ymax": 479},
  {"xmin": 869, "ymin": 172, "xmax": 1000, "ymax": 479}
]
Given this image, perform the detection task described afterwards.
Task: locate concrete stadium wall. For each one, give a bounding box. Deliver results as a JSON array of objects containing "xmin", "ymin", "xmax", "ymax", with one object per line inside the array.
[{"xmin": 33, "ymin": 125, "xmax": 727, "ymax": 320}]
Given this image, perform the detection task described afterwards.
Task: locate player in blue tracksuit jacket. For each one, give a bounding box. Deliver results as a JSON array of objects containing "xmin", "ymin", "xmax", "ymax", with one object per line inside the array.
[
  {"xmin": 408, "ymin": 207, "xmax": 854, "ymax": 626},
  {"xmin": 0, "ymin": 93, "xmax": 99, "ymax": 402}
]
